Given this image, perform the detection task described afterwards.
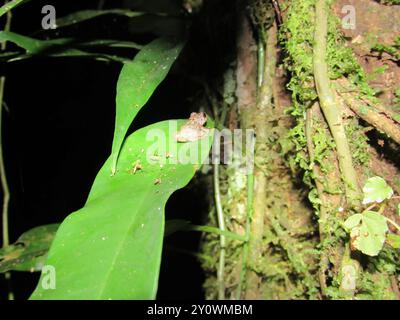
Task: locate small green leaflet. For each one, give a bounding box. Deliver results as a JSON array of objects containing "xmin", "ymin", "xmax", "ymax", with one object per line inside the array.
[
  {"xmin": 344, "ymin": 211, "xmax": 388, "ymax": 256},
  {"xmin": 110, "ymin": 38, "xmax": 184, "ymax": 174},
  {"xmin": 362, "ymin": 176, "xmax": 393, "ymax": 205},
  {"xmin": 387, "ymin": 234, "xmax": 400, "ymax": 249},
  {"xmin": 0, "ymin": 224, "xmax": 59, "ymax": 273}
]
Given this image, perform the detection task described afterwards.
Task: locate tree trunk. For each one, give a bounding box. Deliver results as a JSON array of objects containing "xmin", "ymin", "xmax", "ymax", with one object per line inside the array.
[{"xmin": 200, "ymin": 0, "xmax": 400, "ymax": 300}]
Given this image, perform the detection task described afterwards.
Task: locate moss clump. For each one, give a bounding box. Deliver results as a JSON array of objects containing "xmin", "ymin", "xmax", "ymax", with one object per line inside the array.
[
  {"xmin": 372, "ymin": 37, "xmax": 400, "ymax": 61},
  {"xmin": 379, "ymin": 0, "xmax": 400, "ymax": 5}
]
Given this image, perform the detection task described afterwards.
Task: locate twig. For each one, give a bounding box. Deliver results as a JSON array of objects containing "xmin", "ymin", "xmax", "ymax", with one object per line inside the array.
[
  {"xmin": 272, "ymin": 0, "xmax": 283, "ymax": 26},
  {"xmin": 363, "ymin": 203, "xmax": 378, "ymax": 212},
  {"xmin": 257, "ymin": 35, "xmax": 265, "ymax": 89},
  {"xmin": 386, "ymin": 217, "xmax": 400, "ymax": 233},
  {"xmin": 336, "ymin": 89, "xmax": 400, "ymax": 145},
  {"xmin": 313, "ymin": 0, "xmax": 361, "ymax": 207}
]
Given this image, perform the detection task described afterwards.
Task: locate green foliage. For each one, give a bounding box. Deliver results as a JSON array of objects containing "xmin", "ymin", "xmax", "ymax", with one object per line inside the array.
[
  {"xmin": 387, "ymin": 234, "xmax": 400, "ymax": 249},
  {"xmin": 281, "ymin": 0, "xmax": 316, "ymax": 116},
  {"xmin": 312, "ymin": 127, "xmax": 335, "ymax": 172},
  {"xmin": 110, "ymin": 38, "xmax": 184, "ymax": 174},
  {"xmin": 283, "ymin": 0, "xmax": 399, "ymax": 298},
  {"xmin": 30, "ymin": 120, "xmax": 214, "ymax": 299},
  {"xmin": 379, "ymin": 0, "xmax": 400, "ymax": 4},
  {"xmin": 282, "ymin": 0, "xmax": 327, "ymax": 216},
  {"xmin": 24, "ymin": 34, "xmax": 213, "ymax": 299},
  {"xmin": 362, "ymin": 176, "xmax": 394, "ymax": 205},
  {"xmin": 395, "ymin": 88, "xmax": 400, "ymax": 100},
  {"xmin": 344, "ymin": 211, "xmax": 388, "ymax": 256},
  {"xmin": 0, "ymin": 31, "xmax": 134, "ymax": 63},
  {"xmin": 0, "ymin": 0, "xmax": 27, "ymax": 18},
  {"xmin": 358, "ymin": 271, "xmax": 397, "ymax": 300},
  {"xmin": 372, "ymin": 39, "xmax": 400, "ymax": 61},
  {"xmin": 345, "ymin": 120, "xmax": 370, "ymax": 166},
  {"xmin": 0, "ymin": 31, "xmax": 68, "ymax": 54},
  {"xmin": 327, "ymin": 13, "xmax": 376, "ymax": 98},
  {"xmin": 368, "ymin": 246, "xmax": 399, "ymax": 274},
  {"xmin": 344, "ymin": 176, "xmax": 400, "ymax": 257},
  {"xmin": 0, "ymin": 225, "xmax": 59, "ymax": 273}
]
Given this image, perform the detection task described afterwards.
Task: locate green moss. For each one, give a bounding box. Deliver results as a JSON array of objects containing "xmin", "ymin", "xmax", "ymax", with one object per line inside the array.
[
  {"xmin": 345, "ymin": 119, "xmax": 370, "ymax": 166},
  {"xmin": 281, "ymin": 0, "xmax": 317, "ymax": 116},
  {"xmin": 379, "ymin": 0, "xmax": 400, "ymax": 5},
  {"xmin": 358, "ymin": 273, "xmax": 397, "ymax": 300},
  {"xmin": 372, "ymin": 38, "xmax": 400, "ymax": 61},
  {"xmin": 280, "ymin": 0, "xmax": 399, "ymax": 299},
  {"xmin": 327, "ymin": 14, "xmax": 377, "ymax": 98}
]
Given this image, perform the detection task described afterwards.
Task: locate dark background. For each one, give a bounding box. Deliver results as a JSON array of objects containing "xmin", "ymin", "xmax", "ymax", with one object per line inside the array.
[{"xmin": 0, "ymin": 0, "xmax": 236, "ymax": 299}]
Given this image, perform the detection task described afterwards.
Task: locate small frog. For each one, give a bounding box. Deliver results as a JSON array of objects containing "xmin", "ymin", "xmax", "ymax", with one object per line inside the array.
[{"xmin": 175, "ymin": 112, "xmax": 210, "ymax": 142}]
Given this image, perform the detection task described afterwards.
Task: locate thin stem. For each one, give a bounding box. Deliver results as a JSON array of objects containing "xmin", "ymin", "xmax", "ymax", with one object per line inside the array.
[
  {"xmin": 386, "ymin": 217, "xmax": 400, "ymax": 233},
  {"xmin": 0, "ymin": 78, "xmax": 9, "ymax": 248},
  {"xmin": 1, "ymin": 0, "xmax": 14, "ymax": 300},
  {"xmin": 236, "ymin": 171, "xmax": 253, "ymax": 300},
  {"xmin": 213, "ymin": 161, "xmax": 226, "ymax": 300},
  {"xmin": 363, "ymin": 203, "xmax": 378, "ymax": 213},
  {"xmin": 257, "ymin": 34, "xmax": 265, "ymax": 89}
]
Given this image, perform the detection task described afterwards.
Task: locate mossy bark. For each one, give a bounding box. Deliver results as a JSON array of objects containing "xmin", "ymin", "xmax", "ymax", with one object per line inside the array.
[{"xmin": 200, "ymin": 0, "xmax": 400, "ymax": 300}]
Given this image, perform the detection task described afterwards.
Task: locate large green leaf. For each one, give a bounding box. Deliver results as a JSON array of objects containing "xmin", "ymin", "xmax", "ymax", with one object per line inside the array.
[
  {"xmin": 110, "ymin": 38, "xmax": 184, "ymax": 174},
  {"xmin": 30, "ymin": 120, "xmax": 214, "ymax": 300},
  {"xmin": 0, "ymin": 224, "xmax": 59, "ymax": 273}
]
